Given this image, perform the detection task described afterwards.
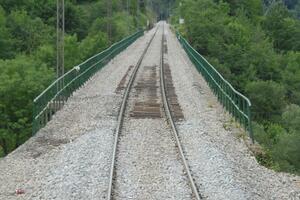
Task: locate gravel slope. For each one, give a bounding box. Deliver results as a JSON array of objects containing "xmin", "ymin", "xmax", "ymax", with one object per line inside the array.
[
  {"xmin": 165, "ymin": 24, "xmax": 300, "ymax": 200},
  {"xmin": 113, "ymin": 23, "xmax": 193, "ymax": 200},
  {"xmin": 0, "ymin": 28, "xmax": 156, "ymax": 200}
]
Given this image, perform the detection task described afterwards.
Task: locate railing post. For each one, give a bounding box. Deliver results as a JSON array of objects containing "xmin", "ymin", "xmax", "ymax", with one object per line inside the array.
[
  {"xmin": 248, "ymin": 105, "xmax": 254, "ymax": 143},
  {"xmin": 32, "ymin": 102, "xmax": 36, "ymax": 135}
]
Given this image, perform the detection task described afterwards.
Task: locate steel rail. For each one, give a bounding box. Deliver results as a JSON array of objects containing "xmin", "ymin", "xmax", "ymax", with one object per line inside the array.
[
  {"xmin": 107, "ymin": 26, "xmax": 159, "ymax": 200},
  {"xmin": 160, "ymin": 23, "xmax": 202, "ymax": 200}
]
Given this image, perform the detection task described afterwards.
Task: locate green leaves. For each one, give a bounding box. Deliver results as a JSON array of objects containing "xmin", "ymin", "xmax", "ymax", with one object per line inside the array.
[
  {"xmin": 271, "ymin": 131, "xmax": 300, "ymax": 174},
  {"xmin": 282, "ymin": 52, "xmax": 300, "ymax": 105},
  {"xmin": 80, "ymin": 32, "xmax": 109, "ymax": 60},
  {"xmin": 64, "ymin": 34, "xmax": 81, "ymax": 70},
  {"xmin": 262, "ymin": 3, "xmax": 300, "ymax": 52},
  {"xmin": 282, "ymin": 104, "xmax": 300, "ymax": 132},
  {"xmin": 63, "ymin": 32, "xmax": 109, "ymax": 70},
  {"xmin": 246, "ymin": 80, "xmax": 286, "ymax": 121},
  {"xmin": 0, "ymin": 6, "xmax": 14, "ymax": 59},
  {"xmin": 0, "ymin": 56, "xmax": 54, "ymax": 154},
  {"xmin": 7, "ymin": 10, "xmax": 52, "ymax": 54},
  {"xmin": 173, "ymin": 0, "xmax": 300, "ymax": 174}
]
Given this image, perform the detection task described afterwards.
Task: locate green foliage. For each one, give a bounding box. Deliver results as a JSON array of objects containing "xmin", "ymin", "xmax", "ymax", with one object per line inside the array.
[
  {"xmin": 0, "ymin": 56, "xmax": 54, "ymax": 154},
  {"xmin": 0, "ymin": 0, "xmax": 155, "ymax": 156},
  {"xmin": 0, "ymin": 0, "xmax": 28, "ymax": 11},
  {"xmin": 271, "ymin": 132, "xmax": 300, "ymax": 174},
  {"xmin": 221, "ymin": 0, "xmax": 262, "ymax": 18},
  {"xmin": 282, "ymin": 104, "xmax": 300, "ymax": 132},
  {"xmin": 245, "ymin": 81, "xmax": 286, "ymax": 121},
  {"xmin": 33, "ymin": 44, "xmax": 56, "ymax": 69},
  {"xmin": 177, "ymin": 0, "xmax": 282, "ymax": 93},
  {"xmin": 262, "ymin": 3, "xmax": 300, "ymax": 51},
  {"xmin": 65, "ymin": 1, "xmax": 89, "ymax": 39},
  {"xmin": 79, "ymin": 32, "xmax": 109, "ymax": 60},
  {"xmin": 86, "ymin": 1, "xmax": 107, "ymax": 23},
  {"xmin": 252, "ymin": 122, "xmax": 279, "ymax": 169},
  {"xmin": 255, "ymin": 122, "xmax": 286, "ymax": 149},
  {"xmin": 173, "ymin": 0, "xmax": 300, "ymax": 174},
  {"xmin": 64, "ymin": 34, "xmax": 81, "ymax": 70},
  {"xmin": 291, "ymin": 2, "xmax": 300, "ymax": 18},
  {"xmin": 282, "ymin": 52, "xmax": 300, "ymax": 105},
  {"xmin": 89, "ymin": 17, "xmax": 108, "ymax": 35},
  {"xmin": 7, "ymin": 10, "xmax": 53, "ymax": 54},
  {"xmin": 0, "ymin": 6, "xmax": 14, "ymax": 59},
  {"xmin": 26, "ymin": 0, "xmax": 56, "ymax": 25},
  {"xmin": 253, "ymin": 122, "xmax": 268, "ymax": 145},
  {"xmin": 253, "ymin": 121, "xmax": 300, "ymax": 175},
  {"xmin": 90, "ymin": 15, "xmax": 132, "ymax": 43},
  {"xmin": 284, "ymin": 0, "xmax": 299, "ymax": 9}
]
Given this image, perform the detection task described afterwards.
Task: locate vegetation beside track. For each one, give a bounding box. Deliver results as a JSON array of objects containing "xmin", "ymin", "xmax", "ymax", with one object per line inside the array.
[
  {"xmin": 171, "ymin": 0, "xmax": 300, "ymax": 175},
  {"xmin": 0, "ymin": 0, "xmax": 160, "ymax": 156}
]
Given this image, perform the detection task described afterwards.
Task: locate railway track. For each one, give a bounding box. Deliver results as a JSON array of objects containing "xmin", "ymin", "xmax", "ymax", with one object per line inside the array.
[{"xmin": 107, "ymin": 22, "xmax": 202, "ymax": 200}]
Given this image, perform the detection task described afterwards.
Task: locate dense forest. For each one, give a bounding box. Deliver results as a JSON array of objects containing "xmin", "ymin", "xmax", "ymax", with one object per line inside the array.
[
  {"xmin": 172, "ymin": 0, "xmax": 300, "ymax": 175},
  {"xmin": 0, "ymin": 0, "xmax": 163, "ymax": 157}
]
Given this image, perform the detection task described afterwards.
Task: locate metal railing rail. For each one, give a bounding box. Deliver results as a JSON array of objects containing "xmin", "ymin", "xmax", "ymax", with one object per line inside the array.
[
  {"xmin": 176, "ymin": 32, "xmax": 254, "ymax": 142},
  {"xmin": 33, "ymin": 30, "xmax": 144, "ymax": 134}
]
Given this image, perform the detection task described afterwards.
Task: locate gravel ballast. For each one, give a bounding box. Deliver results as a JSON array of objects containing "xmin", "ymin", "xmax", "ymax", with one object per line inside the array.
[
  {"xmin": 0, "ymin": 28, "xmax": 156, "ymax": 200},
  {"xmin": 113, "ymin": 23, "xmax": 193, "ymax": 199},
  {"xmin": 165, "ymin": 24, "xmax": 300, "ymax": 200},
  {"xmin": 0, "ymin": 22, "xmax": 299, "ymax": 200}
]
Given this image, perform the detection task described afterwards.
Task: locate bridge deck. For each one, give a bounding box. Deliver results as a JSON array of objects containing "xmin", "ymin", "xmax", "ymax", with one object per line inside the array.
[{"xmin": 0, "ymin": 24, "xmax": 299, "ymax": 200}]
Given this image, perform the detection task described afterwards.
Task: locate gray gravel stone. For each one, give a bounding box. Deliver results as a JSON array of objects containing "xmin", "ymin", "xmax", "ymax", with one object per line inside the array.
[
  {"xmin": 113, "ymin": 23, "xmax": 193, "ymax": 200},
  {"xmin": 0, "ymin": 22, "xmax": 298, "ymax": 200}
]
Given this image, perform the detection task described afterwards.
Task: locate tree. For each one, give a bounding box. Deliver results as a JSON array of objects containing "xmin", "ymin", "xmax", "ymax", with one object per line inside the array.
[
  {"xmin": 271, "ymin": 132, "xmax": 300, "ymax": 174},
  {"xmin": 282, "ymin": 52, "xmax": 300, "ymax": 105},
  {"xmin": 0, "ymin": 6, "xmax": 14, "ymax": 59},
  {"xmin": 291, "ymin": 2, "xmax": 300, "ymax": 18},
  {"xmin": 282, "ymin": 104, "xmax": 300, "ymax": 132},
  {"xmin": 64, "ymin": 34, "xmax": 81, "ymax": 70},
  {"xmin": 173, "ymin": 0, "xmax": 300, "ymax": 175},
  {"xmin": 283, "ymin": 0, "xmax": 298, "ymax": 9},
  {"xmin": 33, "ymin": 44, "xmax": 56, "ymax": 69},
  {"xmin": 79, "ymin": 31, "xmax": 109, "ymax": 60},
  {"xmin": 254, "ymin": 122, "xmax": 286, "ymax": 147},
  {"xmin": 0, "ymin": 56, "xmax": 54, "ymax": 155},
  {"xmin": 0, "ymin": 0, "xmax": 28, "ymax": 11},
  {"xmin": 26, "ymin": 0, "xmax": 56, "ymax": 25},
  {"xmin": 245, "ymin": 80, "xmax": 286, "ymax": 121},
  {"xmin": 87, "ymin": 1, "xmax": 108, "ymax": 23},
  {"xmin": 65, "ymin": 1, "xmax": 88, "ymax": 40},
  {"xmin": 221, "ymin": 0, "xmax": 262, "ymax": 18},
  {"xmin": 262, "ymin": 3, "xmax": 300, "ymax": 51},
  {"xmin": 7, "ymin": 10, "xmax": 52, "ymax": 54}
]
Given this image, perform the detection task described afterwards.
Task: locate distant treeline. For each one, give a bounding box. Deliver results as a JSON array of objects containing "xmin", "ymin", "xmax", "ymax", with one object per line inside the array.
[
  {"xmin": 172, "ymin": 0, "xmax": 300, "ymax": 175},
  {"xmin": 265, "ymin": 0, "xmax": 300, "ymax": 18}
]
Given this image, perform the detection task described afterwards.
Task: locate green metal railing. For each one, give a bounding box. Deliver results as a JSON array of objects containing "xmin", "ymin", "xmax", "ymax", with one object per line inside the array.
[
  {"xmin": 33, "ymin": 30, "xmax": 144, "ymax": 134},
  {"xmin": 176, "ymin": 32, "xmax": 254, "ymax": 142}
]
